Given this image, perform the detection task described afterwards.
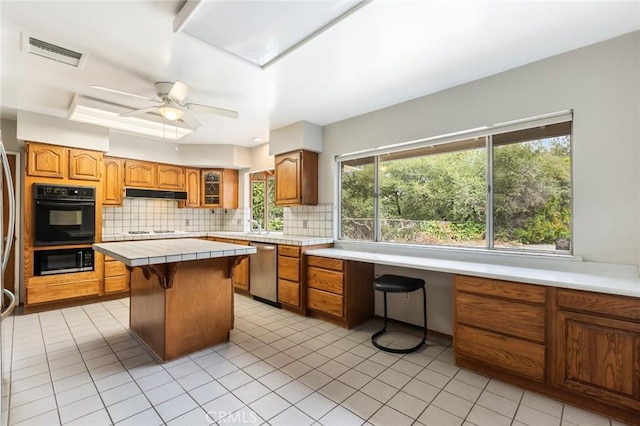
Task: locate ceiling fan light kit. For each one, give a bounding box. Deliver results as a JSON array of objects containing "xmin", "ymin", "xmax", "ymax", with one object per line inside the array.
[
  {"xmin": 157, "ymin": 104, "xmax": 184, "ymax": 121},
  {"xmin": 89, "ymin": 80, "xmax": 239, "ymax": 136},
  {"xmin": 68, "ymin": 94, "xmax": 193, "ymax": 140}
]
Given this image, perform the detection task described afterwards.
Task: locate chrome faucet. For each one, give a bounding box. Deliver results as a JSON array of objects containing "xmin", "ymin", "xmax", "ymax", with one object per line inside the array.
[{"xmin": 248, "ymin": 219, "xmax": 262, "ymax": 234}]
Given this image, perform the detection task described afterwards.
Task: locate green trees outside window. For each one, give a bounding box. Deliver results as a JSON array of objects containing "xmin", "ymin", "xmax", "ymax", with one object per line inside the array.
[
  {"xmin": 340, "ymin": 121, "xmax": 572, "ymax": 252},
  {"xmin": 251, "ymin": 171, "xmax": 283, "ymax": 231}
]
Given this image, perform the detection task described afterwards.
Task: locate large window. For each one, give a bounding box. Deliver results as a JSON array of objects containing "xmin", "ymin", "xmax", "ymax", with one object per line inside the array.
[
  {"xmin": 339, "ymin": 118, "xmax": 572, "ymax": 253},
  {"xmin": 251, "ymin": 171, "xmax": 283, "ymax": 231}
]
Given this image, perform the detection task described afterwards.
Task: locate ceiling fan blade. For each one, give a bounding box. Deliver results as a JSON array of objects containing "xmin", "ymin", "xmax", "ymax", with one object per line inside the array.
[
  {"xmin": 168, "ymin": 81, "xmax": 190, "ymax": 103},
  {"xmin": 180, "ymin": 109, "xmax": 201, "ymax": 129},
  {"xmin": 119, "ymin": 106, "xmax": 159, "ymax": 117},
  {"xmin": 186, "ymin": 103, "xmax": 239, "ymax": 119},
  {"xmin": 91, "ymin": 85, "xmax": 158, "ymax": 102}
]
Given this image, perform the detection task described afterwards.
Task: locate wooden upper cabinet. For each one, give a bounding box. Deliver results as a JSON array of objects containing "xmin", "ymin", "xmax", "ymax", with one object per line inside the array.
[
  {"xmin": 183, "ymin": 168, "xmax": 200, "ymax": 208},
  {"xmin": 124, "ymin": 160, "xmax": 156, "ymax": 188},
  {"xmin": 69, "ymin": 149, "xmax": 102, "ymax": 181},
  {"xmin": 201, "ymin": 169, "xmax": 238, "ymax": 208},
  {"xmin": 26, "ymin": 142, "xmax": 66, "ymax": 178},
  {"xmin": 103, "ymin": 157, "xmax": 124, "ymax": 206},
  {"xmin": 157, "ymin": 164, "xmax": 185, "ymax": 190},
  {"xmin": 275, "ymin": 150, "xmax": 318, "ymax": 206}
]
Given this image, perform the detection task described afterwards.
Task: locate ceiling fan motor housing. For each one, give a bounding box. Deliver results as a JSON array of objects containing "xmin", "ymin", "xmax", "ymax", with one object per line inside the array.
[{"xmin": 155, "ymin": 82, "xmax": 177, "ymax": 100}]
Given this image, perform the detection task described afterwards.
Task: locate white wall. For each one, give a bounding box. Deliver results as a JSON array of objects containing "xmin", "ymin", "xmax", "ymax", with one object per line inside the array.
[
  {"xmin": 17, "ymin": 111, "xmax": 110, "ymax": 151},
  {"xmin": 0, "ymin": 119, "xmax": 19, "ymax": 151},
  {"xmin": 322, "ymin": 31, "xmax": 640, "ymax": 267},
  {"xmin": 179, "ymin": 144, "xmax": 251, "ymax": 168},
  {"xmin": 269, "ymin": 121, "xmax": 323, "ymax": 155},
  {"xmin": 249, "ymin": 142, "xmax": 274, "ymax": 172},
  {"xmin": 107, "ymin": 132, "xmax": 182, "ymax": 164}
]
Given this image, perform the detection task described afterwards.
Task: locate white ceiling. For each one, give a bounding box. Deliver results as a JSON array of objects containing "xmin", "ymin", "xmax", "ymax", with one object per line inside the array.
[{"xmin": 1, "ymin": 1, "xmax": 638, "ymax": 147}]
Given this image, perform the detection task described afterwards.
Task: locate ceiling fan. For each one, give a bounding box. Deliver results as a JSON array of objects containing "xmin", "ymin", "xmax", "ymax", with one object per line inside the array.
[{"xmin": 91, "ymin": 81, "xmax": 239, "ymax": 129}]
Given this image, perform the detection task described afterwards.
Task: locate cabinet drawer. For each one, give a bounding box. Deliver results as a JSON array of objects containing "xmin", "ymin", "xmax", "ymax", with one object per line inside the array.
[
  {"xmin": 307, "ymin": 288, "xmax": 343, "ymax": 318},
  {"xmin": 557, "ymin": 289, "xmax": 640, "ymax": 322},
  {"xmin": 455, "ymin": 324, "xmax": 545, "ymax": 382},
  {"xmin": 307, "ymin": 256, "xmax": 343, "ymax": 272},
  {"xmin": 104, "ymin": 261, "xmax": 127, "ymax": 277},
  {"xmin": 278, "ymin": 245, "xmax": 300, "ymax": 258},
  {"xmin": 278, "ymin": 256, "xmax": 300, "ymax": 282},
  {"xmin": 278, "ymin": 279, "xmax": 300, "ymax": 307},
  {"xmin": 307, "ymin": 266, "xmax": 344, "ymax": 295},
  {"xmin": 27, "ymin": 280, "xmax": 100, "ymax": 304},
  {"xmin": 456, "ymin": 292, "xmax": 546, "ymax": 343},
  {"xmin": 455, "ymin": 275, "xmax": 546, "ymax": 304},
  {"xmin": 105, "ymin": 276, "xmax": 129, "ymax": 293}
]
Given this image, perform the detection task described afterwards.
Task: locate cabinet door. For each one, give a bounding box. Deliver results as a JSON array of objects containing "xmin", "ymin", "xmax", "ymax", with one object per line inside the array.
[
  {"xmin": 26, "ymin": 142, "xmax": 66, "ymax": 178},
  {"xmin": 69, "ymin": 149, "xmax": 102, "ymax": 181},
  {"xmin": 184, "ymin": 168, "xmax": 200, "ymax": 207},
  {"xmin": 232, "ymin": 240, "xmax": 250, "ymax": 291},
  {"xmin": 555, "ymin": 310, "xmax": 640, "ymax": 411},
  {"xmin": 157, "ymin": 165, "xmax": 185, "ymax": 190},
  {"xmin": 275, "ymin": 151, "xmax": 302, "ymax": 205},
  {"xmin": 201, "ymin": 170, "xmax": 222, "ymax": 207},
  {"xmin": 125, "ymin": 160, "xmax": 156, "ymax": 188},
  {"xmin": 103, "ymin": 157, "xmax": 124, "ymax": 206}
]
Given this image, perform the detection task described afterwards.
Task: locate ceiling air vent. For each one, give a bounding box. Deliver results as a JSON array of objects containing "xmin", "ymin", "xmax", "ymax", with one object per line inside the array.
[{"xmin": 24, "ymin": 35, "xmax": 87, "ymax": 68}]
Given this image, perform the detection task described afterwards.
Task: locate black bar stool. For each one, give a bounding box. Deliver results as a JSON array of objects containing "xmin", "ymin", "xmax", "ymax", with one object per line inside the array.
[{"xmin": 371, "ymin": 274, "xmax": 427, "ymax": 354}]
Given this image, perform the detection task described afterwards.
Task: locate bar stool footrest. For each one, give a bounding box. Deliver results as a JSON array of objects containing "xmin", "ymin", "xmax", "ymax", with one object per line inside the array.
[{"xmin": 371, "ymin": 328, "xmax": 426, "ymax": 354}]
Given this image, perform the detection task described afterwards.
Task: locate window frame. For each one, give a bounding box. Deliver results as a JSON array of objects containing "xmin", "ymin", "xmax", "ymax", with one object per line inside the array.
[
  {"xmin": 250, "ymin": 170, "xmax": 283, "ymax": 232},
  {"xmin": 336, "ymin": 111, "xmax": 574, "ymax": 255}
]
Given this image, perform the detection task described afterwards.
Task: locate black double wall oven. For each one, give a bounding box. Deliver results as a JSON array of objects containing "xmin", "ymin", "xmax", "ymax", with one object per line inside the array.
[{"xmin": 33, "ymin": 184, "xmax": 96, "ymax": 276}]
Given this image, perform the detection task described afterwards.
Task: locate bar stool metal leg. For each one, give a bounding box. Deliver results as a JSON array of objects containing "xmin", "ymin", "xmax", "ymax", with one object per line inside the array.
[{"xmin": 371, "ymin": 285, "xmax": 426, "ymax": 354}]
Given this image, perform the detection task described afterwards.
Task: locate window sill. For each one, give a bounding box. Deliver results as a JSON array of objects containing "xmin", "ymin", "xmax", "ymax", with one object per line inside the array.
[{"xmin": 334, "ymin": 239, "xmax": 637, "ymax": 278}]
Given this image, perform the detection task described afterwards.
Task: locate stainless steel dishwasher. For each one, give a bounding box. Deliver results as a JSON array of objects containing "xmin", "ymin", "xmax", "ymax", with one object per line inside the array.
[{"xmin": 249, "ymin": 242, "xmax": 279, "ymax": 307}]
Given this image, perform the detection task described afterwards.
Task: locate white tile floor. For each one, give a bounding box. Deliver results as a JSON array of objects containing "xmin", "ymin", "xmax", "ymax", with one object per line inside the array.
[{"xmin": 4, "ymin": 295, "xmax": 630, "ymax": 426}]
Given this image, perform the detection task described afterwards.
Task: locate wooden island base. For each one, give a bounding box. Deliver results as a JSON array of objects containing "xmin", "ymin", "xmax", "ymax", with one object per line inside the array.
[{"xmin": 129, "ymin": 256, "xmax": 236, "ymax": 362}]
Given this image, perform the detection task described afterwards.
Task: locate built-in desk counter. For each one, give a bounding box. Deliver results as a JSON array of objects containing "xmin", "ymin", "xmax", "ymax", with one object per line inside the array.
[
  {"xmin": 93, "ymin": 239, "xmax": 256, "ymax": 362},
  {"xmin": 305, "ymin": 247, "xmax": 640, "ymax": 424},
  {"xmin": 304, "ymin": 248, "xmax": 640, "ymax": 297}
]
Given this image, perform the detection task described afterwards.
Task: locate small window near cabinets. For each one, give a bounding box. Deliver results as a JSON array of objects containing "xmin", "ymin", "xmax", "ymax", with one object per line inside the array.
[{"xmin": 251, "ymin": 171, "xmax": 284, "ymax": 232}]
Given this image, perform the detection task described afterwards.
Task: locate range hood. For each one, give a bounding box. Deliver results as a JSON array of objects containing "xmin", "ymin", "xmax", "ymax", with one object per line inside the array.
[{"xmin": 124, "ymin": 188, "xmax": 188, "ymax": 200}]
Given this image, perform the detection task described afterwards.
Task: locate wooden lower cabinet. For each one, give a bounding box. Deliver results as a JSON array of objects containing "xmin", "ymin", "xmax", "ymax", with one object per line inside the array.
[
  {"xmin": 278, "ymin": 245, "xmax": 302, "ymax": 308},
  {"xmin": 305, "ymin": 256, "xmax": 374, "ymax": 328},
  {"xmin": 232, "ymin": 240, "xmax": 250, "ymax": 291},
  {"xmin": 104, "ymin": 255, "xmax": 130, "ymax": 294},
  {"xmin": 454, "ymin": 275, "xmax": 640, "ymax": 425},
  {"xmin": 28, "ymin": 279, "xmax": 100, "ymax": 305},
  {"xmin": 554, "ymin": 290, "xmax": 640, "ymax": 413},
  {"xmin": 454, "ymin": 275, "xmax": 547, "ymax": 382},
  {"xmin": 211, "ymin": 238, "xmax": 249, "ymax": 291}
]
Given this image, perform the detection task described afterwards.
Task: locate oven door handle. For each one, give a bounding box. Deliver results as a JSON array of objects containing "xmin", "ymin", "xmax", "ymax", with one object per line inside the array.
[{"xmin": 36, "ymin": 200, "xmax": 95, "ymax": 207}]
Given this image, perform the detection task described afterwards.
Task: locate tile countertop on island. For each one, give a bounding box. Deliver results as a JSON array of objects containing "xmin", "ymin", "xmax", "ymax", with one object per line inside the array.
[
  {"xmin": 101, "ymin": 231, "xmax": 334, "ymax": 246},
  {"xmin": 305, "ymin": 248, "xmax": 640, "ymax": 298},
  {"xmin": 93, "ymin": 238, "xmax": 256, "ymax": 267}
]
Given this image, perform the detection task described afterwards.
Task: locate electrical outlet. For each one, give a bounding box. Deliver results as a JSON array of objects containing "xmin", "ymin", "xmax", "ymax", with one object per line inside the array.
[
  {"xmin": 404, "ymin": 292, "xmax": 410, "ymax": 300},
  {"xmin": 185, "ymin": 219, "xmax": 190, "ymax": 226},
  {"xmin": 237, "ymin": 219, "xmax": 242, "ymax": 225},
  {"xmin": 302, "ymin": 220, "xmax": 308, "ymax": 228}
]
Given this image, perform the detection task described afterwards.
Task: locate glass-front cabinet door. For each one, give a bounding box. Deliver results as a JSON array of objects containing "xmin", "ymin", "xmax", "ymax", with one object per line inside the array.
[{"xmin": 201, "ymin": 170, "xmax": 222, "ymax": 207}]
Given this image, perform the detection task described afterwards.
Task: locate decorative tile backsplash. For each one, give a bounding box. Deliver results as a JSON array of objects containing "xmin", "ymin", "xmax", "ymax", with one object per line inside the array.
[
  {"xmin": 102, "ymin": 199, "xmax": 216, "ymax": 235},
  {"xmin": 282, "ymin": 204, "xmax": 333, "ymax": 237},
  {"xmin": 103, "ymin": 199, "xmax": 334, "ymax": 237}
]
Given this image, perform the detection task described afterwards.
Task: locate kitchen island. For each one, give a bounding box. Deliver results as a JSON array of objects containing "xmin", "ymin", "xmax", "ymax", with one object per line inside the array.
[{"xmin": 93, "ymin": 238, "xmax": 256, "ymax": 362}]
